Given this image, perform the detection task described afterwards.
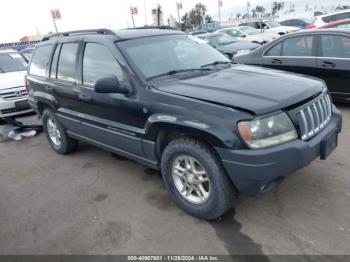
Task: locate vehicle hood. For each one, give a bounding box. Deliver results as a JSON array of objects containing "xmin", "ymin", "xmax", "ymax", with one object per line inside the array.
[
  {"xmin": 154, "ymin": 65, "xmax": 324, "ymax": 115},
  {"xmin": 261, "ymin": 32, "xmax": 279, "ymax": 41},
  {"xmin": 0, "ymin": 71, "xmax": 26, "ymax": 90},
  {"xmin": 270, "ymin": 26, "xmax": 300, "ymax": 32},
  {"xmin": 217, "ymin": 42, "xmax": 261, "ymax": 54}
]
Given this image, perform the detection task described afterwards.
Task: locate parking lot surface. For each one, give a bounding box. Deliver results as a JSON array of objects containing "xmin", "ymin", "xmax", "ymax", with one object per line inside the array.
[{"xmin": 0, "ymin": 106, "xmax": 349, "ymax": 255}]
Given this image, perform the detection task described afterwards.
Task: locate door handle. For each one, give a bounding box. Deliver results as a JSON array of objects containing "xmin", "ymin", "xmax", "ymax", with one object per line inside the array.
[
  {"xmin": 78, "ymin": 94, "xmax": 92, "ymax": 102},
  {"xmin": 322, "ymin": 61, "xmax": 336, "ymax": 68},
  {"xmin": 271, "ymin": 59, "xmax": 282, "ymax": 65},
  {"xmin": 45, "ymin": 86, "xmax": 54, "ymax": 91}
]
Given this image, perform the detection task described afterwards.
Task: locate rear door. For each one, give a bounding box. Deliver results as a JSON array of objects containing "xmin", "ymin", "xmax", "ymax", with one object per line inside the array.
[
  {"xmin": 317, "ymin": 34, "xmax": 350, "ymax": 100},
  {"xmin": 48, "ymin": 42, "xmax": 84, "ymax": 134},
  {"xmin": 262, "ymin": 35, "xmax": 318, "ymax": 77}
]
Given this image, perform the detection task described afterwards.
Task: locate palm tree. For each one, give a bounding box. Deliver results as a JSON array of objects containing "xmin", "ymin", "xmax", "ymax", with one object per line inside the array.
[{"xmin": 272, "ymin": 1, "xmax": 284, "ymax": 16}]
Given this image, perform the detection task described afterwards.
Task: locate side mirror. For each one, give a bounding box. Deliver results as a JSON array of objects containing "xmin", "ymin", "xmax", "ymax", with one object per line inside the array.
[
  {"xmin": 94, "ymin": 76, "xmax": 131, "ymax": 95},
  {"xmin": 240, "ymin": 34, "xmax": 247, "ymax": 38}
]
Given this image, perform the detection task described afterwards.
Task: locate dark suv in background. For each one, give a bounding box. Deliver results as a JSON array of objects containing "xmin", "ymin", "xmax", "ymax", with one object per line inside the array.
[{"xmin": 26, "ymin": 29, "xmax": 342, "ymax": 219}]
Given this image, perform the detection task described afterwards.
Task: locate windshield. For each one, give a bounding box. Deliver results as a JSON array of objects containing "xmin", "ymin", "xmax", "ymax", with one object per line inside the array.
[
  {"xmin": 209, "ymin": 33, "xmax": 238, "ymax": 46},
  {"xmin": 0, "ymin": 52, "xmax": 27, "ymax": 73},
  {"xmin": 118, "ymin": 35, "xmax": 229, "ymax": 79},
  {"xmin": 266, "ymin": 21, "xmax": 281, "ymax": 28},
  {"xmin": 239, "ymin": 26, "xmax": 261, "ymax": 35}
]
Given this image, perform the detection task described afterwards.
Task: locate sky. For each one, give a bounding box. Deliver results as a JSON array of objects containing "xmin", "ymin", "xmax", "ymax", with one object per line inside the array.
[{"xmin": 0, "ymin": 0, "xmax": 348, "ymax": 42}]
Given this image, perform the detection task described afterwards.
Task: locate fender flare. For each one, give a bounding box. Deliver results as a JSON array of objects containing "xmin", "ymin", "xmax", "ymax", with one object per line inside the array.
[
  {"xmin": 144, "ymin": 114, "xmax": 239, "ymax": 149},
  {"xmin": 33, "ymin": 91, "xmax": 58, "ymax": 113}
]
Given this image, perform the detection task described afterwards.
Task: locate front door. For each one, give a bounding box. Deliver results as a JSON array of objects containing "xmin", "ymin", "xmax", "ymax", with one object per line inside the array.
[
  {"xmin": 75, "ymin": 42, "xmax": 144, "ymax": 156},
  {"xmin": 317, "ymin": 34, "xmax": 350, "ymax": 101},
  {"xmin": 262, "ymin": 35, "xmax": 318, "ymax": 77}
]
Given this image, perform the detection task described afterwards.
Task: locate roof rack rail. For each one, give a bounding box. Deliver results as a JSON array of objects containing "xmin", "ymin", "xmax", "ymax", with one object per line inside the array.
[{"xmin": 42, "ymin": 29, "xmax": 116, "ymax": 41}]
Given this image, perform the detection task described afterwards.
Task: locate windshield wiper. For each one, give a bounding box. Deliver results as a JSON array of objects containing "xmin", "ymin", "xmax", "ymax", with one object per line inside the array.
[
  {"xmin": 147, "ymin": 68, "xmax": 214, "ymax": 80},
  {"xmin": 200, "ymin": 61, "xmax": 232, "ymax": 68}
]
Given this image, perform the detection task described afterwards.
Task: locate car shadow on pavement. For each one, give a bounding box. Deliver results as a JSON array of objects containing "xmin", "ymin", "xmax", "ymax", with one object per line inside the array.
[
  {"xmin": 210, "ymin": 209, "xmax": 270, "ymax": 259},
  {"xmin": 142, "ymin": 167, "xmax": 269, "ymax": 257}
]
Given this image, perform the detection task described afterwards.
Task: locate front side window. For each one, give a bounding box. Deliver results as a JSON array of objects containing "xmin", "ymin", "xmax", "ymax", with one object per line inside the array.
[
  {"xmin": 265, "ymin": 42, "xmax": 282, "ymax": 56},
  {"xmin": 282, "ymin": 36, "xmax": 314, "ymax": 56},
  {"xmin": 320, "ymin": 35, "xmax": 350, "ymax": 58},
  {"xmin": 57, "ymin": 43, "xmax": 79, "ymax": 82},
  {"xmin": 82, "ymin": 43, "xmax": 124, "ymax": 85},
  {"xmin": 29, "ymin": 45, "xmax": 53, "ymax": 76},
  {"xmin": 119, "ymin": 35, "xmax": 229, "ymax": 79}
]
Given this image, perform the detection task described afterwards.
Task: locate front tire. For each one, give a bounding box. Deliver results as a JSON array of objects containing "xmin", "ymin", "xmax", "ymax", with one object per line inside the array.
[
  {"xmin": 42, "ymin": 109, "xmax": 78, "ymax": 154},
  {"xmin": 161, "ymin": 137, "xmax": 235, "ymax": 220}
]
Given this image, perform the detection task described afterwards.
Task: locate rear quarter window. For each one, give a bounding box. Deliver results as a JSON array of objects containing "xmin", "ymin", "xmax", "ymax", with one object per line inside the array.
[
  {"xmin": 29, "ymin": 45, "xmax": 53, "ymax": 77},
  {"xmin": 56, "ymin": 43, "xmax": 79, "ymax": 82}
]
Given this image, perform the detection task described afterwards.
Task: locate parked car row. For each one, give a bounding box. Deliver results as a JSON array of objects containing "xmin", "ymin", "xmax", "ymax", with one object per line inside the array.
[{"xmin": 196, "ymin": 32, "xmax": 260, "ymax": 59}]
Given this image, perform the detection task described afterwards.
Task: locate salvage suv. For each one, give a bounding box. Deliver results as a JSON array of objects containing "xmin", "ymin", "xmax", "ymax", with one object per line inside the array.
[{"xmin": 26, "ymin": 29, "xmax": 342, "ymax": 219}]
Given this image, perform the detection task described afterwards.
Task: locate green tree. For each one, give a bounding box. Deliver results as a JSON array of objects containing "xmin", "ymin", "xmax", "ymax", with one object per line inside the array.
[
  {"xmin": 254, "ymin": 5, "xmax": 266, "ymax": 18},
  {"xmin": 256, "ymin": 5, "xmax": 266, "ymax": 13},
  {"xmin": 181, "ymin": 3, "xmax": 212, "ymax": 27},
  {"xmin": 272, "ymin": 1, "xmax": 285, "ymax": 16}
]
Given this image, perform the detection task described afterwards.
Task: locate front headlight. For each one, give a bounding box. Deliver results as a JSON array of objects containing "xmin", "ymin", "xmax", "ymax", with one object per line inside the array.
[{"xmin": 238, "ymin": 113, "xmax": 297, "ymax": 149}]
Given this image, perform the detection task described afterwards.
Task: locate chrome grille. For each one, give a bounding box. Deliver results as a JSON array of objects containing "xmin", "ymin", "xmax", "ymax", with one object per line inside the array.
[
  {"xmin": 0, "ymin": 89, "xmax": 28, "ymax": 101},
  {"xmin": 297, "ymin": 93, "xmax": 332, "ymax": 140}
]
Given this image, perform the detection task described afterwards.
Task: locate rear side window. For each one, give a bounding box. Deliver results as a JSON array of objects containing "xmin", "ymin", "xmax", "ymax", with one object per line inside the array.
[
  {"xmin": 335, "ymin": 23, "xmax": 350, "ymax": 28},
  {"xmin": 29, "ymin": 45, "xmax": 53, "ymax": 76},
  {"xmin": 57, "ymin": 43, "xmax": 79, "ymax": 82},
  {"xmin": 82, "ymin": 43, "xmax": 124, "ymax": 85},
  {"xmin": 320, "ymin": 35, "xmax": 350, "ymax": 58},
  {"xmin": 323, "ymin": 12, "xmax": 350, "ymax": 23}
]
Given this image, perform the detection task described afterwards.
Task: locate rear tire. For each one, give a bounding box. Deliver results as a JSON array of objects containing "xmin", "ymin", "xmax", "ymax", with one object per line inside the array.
[
  {"xmin": 42, "ymin": 109, "xmax": 78, "ymax": 154},
  {"xmin": 161, "ymin": 137, "xmax": 235, "ymax": 220}
]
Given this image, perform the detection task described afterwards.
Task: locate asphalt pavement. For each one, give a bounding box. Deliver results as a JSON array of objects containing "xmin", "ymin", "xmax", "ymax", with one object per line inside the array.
[{"xmin": 0, "ymin": 106, "xmax": 349, "ymax": 256}]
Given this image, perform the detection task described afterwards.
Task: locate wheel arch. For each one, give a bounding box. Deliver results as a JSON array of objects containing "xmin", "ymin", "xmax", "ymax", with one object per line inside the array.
[
  {"xmin": 33, "ymin": 92, "xmax": 58, "ymax": 115},
  {"xmin": 145, "ymin": 116, "xmax": 235, "ymax": 161}
]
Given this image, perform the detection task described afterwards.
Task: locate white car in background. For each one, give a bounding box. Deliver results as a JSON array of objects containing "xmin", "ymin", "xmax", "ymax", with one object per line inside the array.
[
  {"xmin": 0, "ymin": 49, "xmax": 32, "ymax": 119},
  {"xmin": 239, "ymin": 20, "xmax": 300, "ymax": 35},
  {"xmin": 217, "ymin": 26, "xmax": 279, "ymax": 44},
  {"xmin": 308, "ymin": 9, "xmax": 350, "ymax": 29}
]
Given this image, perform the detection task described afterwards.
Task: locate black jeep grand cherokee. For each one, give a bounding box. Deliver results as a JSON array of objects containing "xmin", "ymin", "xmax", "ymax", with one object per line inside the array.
[{"xmin": 26, "ymin": 29, "xmax": 342, "ymax": 219}]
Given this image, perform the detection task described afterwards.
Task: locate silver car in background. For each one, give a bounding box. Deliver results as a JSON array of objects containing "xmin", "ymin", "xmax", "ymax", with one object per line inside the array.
[
  {"xmin": 217, "ymin": 26, "xmax": 279, "ymax": 44},
  {"xmin": 0, "ymin": 49, "xmax": 32, "ymax": 119}
]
